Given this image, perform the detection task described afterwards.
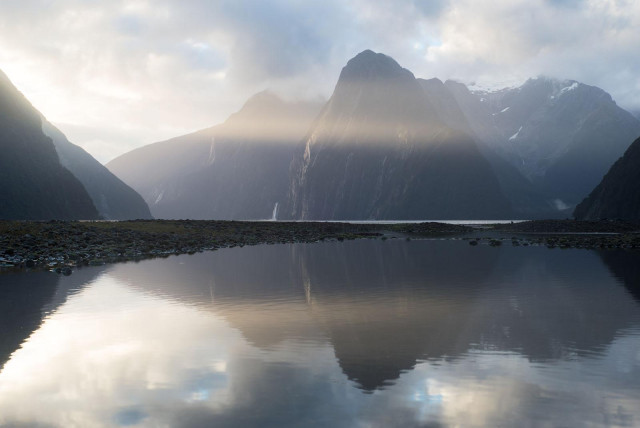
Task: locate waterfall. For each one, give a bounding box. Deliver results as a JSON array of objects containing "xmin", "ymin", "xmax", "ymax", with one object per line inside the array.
[
  {"xmin": 271, "ymin": 202, "xmax": 279, "ymax": 221},
  {"xmin": 206, "ymin": 137, "xmax": 216, "ymax": 166}
]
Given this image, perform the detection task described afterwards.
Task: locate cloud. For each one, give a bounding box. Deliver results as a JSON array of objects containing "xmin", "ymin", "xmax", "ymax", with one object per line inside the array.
[
  {"xmin": 413, "ymin": 0, "xmax": 451, "ymax": 17},
  {"xmin": 0, "ymin": 0, "xmax": 638, "ymax": 162}
]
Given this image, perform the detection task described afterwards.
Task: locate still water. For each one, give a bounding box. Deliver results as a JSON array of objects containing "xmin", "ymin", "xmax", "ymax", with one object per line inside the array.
[{"xmin": 0, "ymin": 239, "xmax": 639, "ymax": 427}]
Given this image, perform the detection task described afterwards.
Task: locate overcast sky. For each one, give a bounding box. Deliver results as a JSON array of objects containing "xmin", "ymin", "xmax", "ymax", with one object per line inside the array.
[{"xmin": 1, "ymin": 0, "xmax": 639, "ymax": 163}]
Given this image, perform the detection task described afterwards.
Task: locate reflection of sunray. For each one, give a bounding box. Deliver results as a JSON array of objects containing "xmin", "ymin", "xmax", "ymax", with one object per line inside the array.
[
  {"xmin": 209, "ymin": 278, "xmax": 215, "ymax": 304},
  {"xmin": 304, "ymin": 276, "xmax": 313, "ymax": 307},
  {"xmin": 294, "ymin": 244, "xmax": 314, "ymax": 307}
]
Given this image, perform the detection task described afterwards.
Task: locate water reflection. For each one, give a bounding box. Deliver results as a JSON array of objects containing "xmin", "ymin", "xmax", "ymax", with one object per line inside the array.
[
  {"xmin": 599, "ymin": 249, "xmax": 640, "ymax": 303},
  {"xmin": 0, "ymin": 240, "xmax": 639, "ymax": 427},
  {"xmin": 111, "ymin": 241, "xmax": 640, "ymax": 390},
  {"xmin": 0, "ymin": 266, "xmax": 106, "ymax": 370}
]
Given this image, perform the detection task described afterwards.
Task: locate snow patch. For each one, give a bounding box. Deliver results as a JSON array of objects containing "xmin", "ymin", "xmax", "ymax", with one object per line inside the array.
[
  {"xmin": 493, "ymin": 106, "xmax": 511, "ymax": 116},
  {"xmin": 559, "ymin": 82, "xmax": 579, "ymax": 95},
  {"xmin": 509, "ymin": 126, "xmax": 523, "ymax": 141}
]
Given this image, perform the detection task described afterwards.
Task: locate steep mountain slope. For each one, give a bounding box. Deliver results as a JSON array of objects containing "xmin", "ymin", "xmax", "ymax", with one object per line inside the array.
[
  {"xmin": 574, "ymin": 136, "xmax": 640, "ymax": 220},
  {"xmin": 420, "ymin": 78, "xmax": 557, "ymax": 218},
  {"xmin": 285, "ymin": 50, "xmax": 512, "ymax": 220},
  {"xmin": 107, "ymin": 91, "xmax": 323, "ymax": 219},
  {"xmin": 469, "ymin": 78, "xmax": 640, "ymax": 208},
  {"xmin": 0, "ymin": 70, "xmax": 98, "ymax": 220},
  {"xmin": 42, "ymin": 121, "xmax": 152, "ymax": 220}
]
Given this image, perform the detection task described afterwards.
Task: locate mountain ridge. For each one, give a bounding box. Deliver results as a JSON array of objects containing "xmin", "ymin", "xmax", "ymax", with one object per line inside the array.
[
  {"xmin": 284, "ymin": 49, "xmax": 513, "ymax": 220},
  {"xmin": 574, "ymin": 136, "xmax": 640, "ymax": 220},
  {"xmin": 0, "ymin": 70, "xmax": 99, "ymax": 220},
  {"xmin": 107, "ymin": 90, "xmax": 324, "ymax": 220},
  {"xmin": 42, "ymin": 120, "xmax": 152, "ymax": 220},
  {"xmin": 106, "ymin": 51, "xmax": 640, "ymax": 221}
]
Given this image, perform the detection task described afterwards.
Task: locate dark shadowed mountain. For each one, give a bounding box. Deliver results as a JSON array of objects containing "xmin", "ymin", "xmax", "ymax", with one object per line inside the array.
[
  {"xmin": 107, "ymin": 91, "xmax": 323, "ymax": 220},
  {"xmin": 284, "ymin": 50, "xmax": 512, "ymax": 220},
  {"xmin": 464, "ymin": 78, "xmax": 640, "ymax": 211},
  {"xmin": 574, "ymin": 136, "xmax": 640, "ymax": 220},
  {"xmin": 0, "ymin": 70, "xmax": 98, "ymax": 220},
  {"xmin": 42, "ymin": 121, "xmax": 152, "ymax": 220},
  {"xmin": 0, "ymin": 271, "xmax": 59, "ymax": 370}
]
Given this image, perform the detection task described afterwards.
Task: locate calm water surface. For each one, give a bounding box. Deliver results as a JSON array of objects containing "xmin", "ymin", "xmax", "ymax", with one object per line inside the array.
[{"xmin": 0, "ymin": 239, "xmax": 639, "ymax": 427}]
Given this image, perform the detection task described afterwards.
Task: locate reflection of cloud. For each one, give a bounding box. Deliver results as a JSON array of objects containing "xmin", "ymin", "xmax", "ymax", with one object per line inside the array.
[
  {"xmin": 1, "ymin": 243, "xmax": 640, "ymax": 427},
  {"xmin": 0, "ymin": 276, "xmax": 243, "ymax": 427}
]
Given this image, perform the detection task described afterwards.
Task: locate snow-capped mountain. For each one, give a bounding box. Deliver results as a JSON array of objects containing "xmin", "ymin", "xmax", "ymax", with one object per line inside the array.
[{"xmin": 451, "ymin": 77, "xmax": 640, "ymax": 211}]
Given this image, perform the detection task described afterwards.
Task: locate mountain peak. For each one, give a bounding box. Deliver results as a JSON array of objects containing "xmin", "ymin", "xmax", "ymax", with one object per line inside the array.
[
  {"xmin": 233, "ymin": 90, "xmax": 285, "ymax": 116},
  {"xmin": 340, "ymin": 50, "xmax": 413, "ymax": 82}
]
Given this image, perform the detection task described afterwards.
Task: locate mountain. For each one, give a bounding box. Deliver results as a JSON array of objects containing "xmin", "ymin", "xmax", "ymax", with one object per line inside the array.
[
  {"xmin": 0, "ymin": 265, "xmax": 107, "ymax": 370},
  {"xmin": 0, "ymin": 70, "xmax": 98, "ymax": 220},
  {"xmin": 573, "ymin": 136, "xmax": 640, "ymax": 220},
  {"xmin": 108, "ymin": 51, "xmax": 638, "ymax": 221},
  {"xmin": 419, "ymin": 78, "xmax": 558, "ymax": 218},
  {"xmin": 464, "ymin": 78, "xmax": 640, "ymax": 210},
  {"xmin": 42, "ymin": 121, "xmax": 152, "ymax": 220},
  {"xmin": 107, "ymin": 91, "xmax": 323, "ymax": 220},
  {"xmin": 284, "ymin": 50, "xmax": 512, "ymax": 220}
]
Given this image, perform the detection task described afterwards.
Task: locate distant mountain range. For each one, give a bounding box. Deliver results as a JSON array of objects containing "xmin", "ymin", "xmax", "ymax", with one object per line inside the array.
[
  {"xmin": 109, "ymin": 50, "xmax": 640, "ymax": 220},
  {"xmin": 466, "ymin": 78, "xmax": 640, "ymax": 209},
  {"xmin": 0, "ymin": 70, "xmax": 151, "ymax": 220},
  {"xmin": 4, "ymin": 49, "xmax": 639, "ymax": 221}
]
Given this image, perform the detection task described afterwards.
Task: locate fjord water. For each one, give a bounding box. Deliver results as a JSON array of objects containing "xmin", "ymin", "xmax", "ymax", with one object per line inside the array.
[{"xmin": 1, "ymin": 240, "xmax": 640, "ymax": 427}]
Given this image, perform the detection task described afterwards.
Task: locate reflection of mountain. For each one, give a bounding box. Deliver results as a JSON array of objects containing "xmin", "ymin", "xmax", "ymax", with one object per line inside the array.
[
  {"xmin": 0, "ymin": 272, "xmax": 58, "ymax": 369},
  {"xmin": 108, "ymin": 248, "xmax": 324, "ymax": 349},
  {"xmin": 289, "ymin": 240, "xmax": 498, "ymax": 391},
  {"xmin": 598, "ymin": 250, "xmax": 640, "ymax": 302},
  {"xmin": 108, "ymin": 241, "xmax": 640, "ymax": 392},
  {"xmin": 470, "ymin": 248, "xmax": 640, "ymax": 359},
  {"xmin": 0, "ymin": 266, "xmax": 106, "ymax": 370},
  {"xmin": 293, "ymin": 242, "xmax": 640, "ymax": 390}
]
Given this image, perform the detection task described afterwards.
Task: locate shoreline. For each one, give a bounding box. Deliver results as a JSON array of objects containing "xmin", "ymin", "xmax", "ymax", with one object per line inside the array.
[{"xmin": 1, "ymin": 219, "xmax": 639, "ymax": 275}]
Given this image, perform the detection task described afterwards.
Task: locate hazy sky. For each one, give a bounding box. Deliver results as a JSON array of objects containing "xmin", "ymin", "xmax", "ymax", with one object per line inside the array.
[{"xmin": 1, "ymin": 0, "xmax": 639, "ymax": 163}]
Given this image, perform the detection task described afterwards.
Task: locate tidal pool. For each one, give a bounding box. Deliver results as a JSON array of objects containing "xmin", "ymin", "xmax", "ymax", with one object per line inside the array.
[{"xmin": 0, "ymin": 239, "xmax": 639, "ymax": 427}]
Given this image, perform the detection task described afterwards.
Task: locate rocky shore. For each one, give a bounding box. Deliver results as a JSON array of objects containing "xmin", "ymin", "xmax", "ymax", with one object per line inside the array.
[
  {"xmin": 0, "ymin": 220, "xmax": 387, "ymax": 273},
  {"xmin": 1, "ymin": 219, "xmax": 639, "ymax": 274},
  {"xmin": 484, "ymin": 219, "xmax": 640, "ymax": 250}
]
